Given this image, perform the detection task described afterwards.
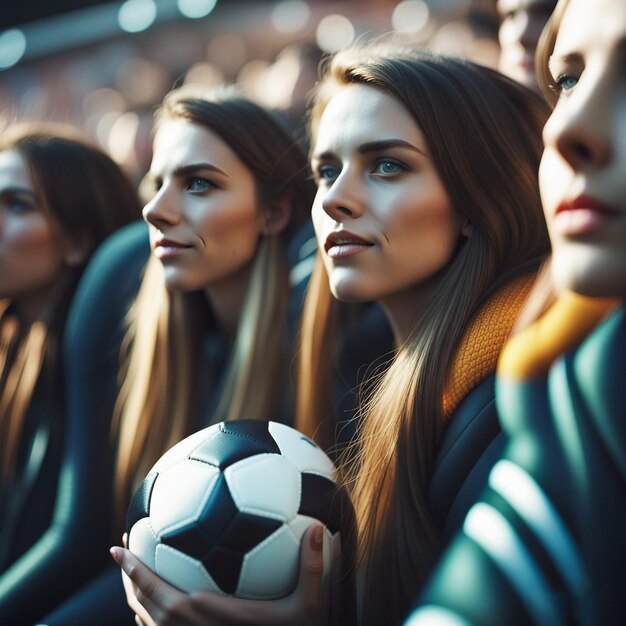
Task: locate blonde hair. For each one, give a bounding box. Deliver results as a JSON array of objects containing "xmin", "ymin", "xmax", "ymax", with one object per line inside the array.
[
  {"xmin": 0, "ymin": 123, "xmax": 140, "ymax": 508},
  {"xmin": 536, "ymin": 0, "xmax": 571, "ymax": 107},
  {"xmin": 114, "ymin": 86, "xmax": 313, "ymax": 520},
  {"xmin": 513, "ymin": 0, "xmax": 570, "ymax": 328},
  {"xmin": 297, "ymin": 46, "xmax": 550, "ymax": 624}
]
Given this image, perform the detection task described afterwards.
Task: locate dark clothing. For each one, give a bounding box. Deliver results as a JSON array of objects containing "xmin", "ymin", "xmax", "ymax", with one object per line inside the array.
[
  {"xmin": 427, "ymin": 374, "xmax": 506, "ymax": 543},
  {"xmin": 408, "ymin": 303, "xmax": 626, "ymax": 626},
  {"xmin": 31, "ymin": 219, "xmax": 395, "ymax": 625},
  {"xmin": 0, "ymin": 221, "xmax": 150, "ymax": 626}
]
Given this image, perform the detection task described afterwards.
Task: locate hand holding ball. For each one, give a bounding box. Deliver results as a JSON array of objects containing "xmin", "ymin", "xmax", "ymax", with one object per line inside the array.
[{"xmin": 126, "ymin": 420, "xmax": 346, "ymax": 600}]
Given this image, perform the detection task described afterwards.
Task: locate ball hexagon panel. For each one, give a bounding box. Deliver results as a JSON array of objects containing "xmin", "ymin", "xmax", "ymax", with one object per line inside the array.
[
  {"xmin": 224, "ymin": 453, "xmax": 301, "ymax": 520},
  {"xmin": 155, "ymin": 543, "xmax": 222, "ymax": 594},
  {"xmin": 237, "ymin": 522, "xmax": 301, "ymax": 599},
  {"xmin": 150, "ymin": 460, "xmax": 220, "ymax": 536},
  {"xmin": 268, "ymin": 421, "xmax": 335, "ymax": 479},
  {"xmin": 128, "ymin": 516, "xmax": 159, "ymax": 572},
  {"xmin": 152, "ymin": 423, "xmax": 221, "ymax": 473}
]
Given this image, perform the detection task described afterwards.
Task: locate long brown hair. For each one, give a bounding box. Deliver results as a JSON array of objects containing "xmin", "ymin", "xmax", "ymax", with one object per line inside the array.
[
  {"xmin": 114, "ymin": 86, "xmax": 314, "ymax": 519},
  {"xmin": 0, "ymin": 122, "xmax": 140, "ymax": 491},
  {"xmin": 297, "ymin": 47, "xmax": 550, "ymax": 624}
]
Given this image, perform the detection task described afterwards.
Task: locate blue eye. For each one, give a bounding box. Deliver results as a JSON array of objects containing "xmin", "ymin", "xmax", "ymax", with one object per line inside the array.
[
  {"xmin": 373, "ymin": 159, "xmax": 406, "ymax": 176},
  {"xmin": 4, "ymin": 195, "xmax": 34, "ymax": 214},
  {"xmin": 187, "ymin": 177, "xmax": 215, "ymax": 192},
  {"xmin": 316, "ymin": 164, "xmax": 340, "ymax": 184},
  {"xmin": 555, "ymin": 73, "xmax": 578, "ymax": 92}
]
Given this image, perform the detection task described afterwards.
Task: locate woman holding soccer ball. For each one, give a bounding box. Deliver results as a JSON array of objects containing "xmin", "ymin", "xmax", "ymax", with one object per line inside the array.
[
  {"xmin": 113, "ymin": 46, "xmax": 552, "ymax": 625},
  {"xmin": 40, "ymin": 86, "xmax": 316, "ymax": 626}
]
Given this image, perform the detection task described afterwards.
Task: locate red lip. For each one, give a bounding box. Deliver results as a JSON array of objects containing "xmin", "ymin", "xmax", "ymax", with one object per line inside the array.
[
  {"xmin": 154, "ymin": 237, "xmax": 192, "ymax": 249},
  {"xmin": 556, "ymin": 195, "xmax": 620, "ymax": 216},
  {"xmin": 324, "ymin": 230, "xmax": 374, "ymax": 254},
  {"xmin": 553, "ymin": 195, "xmax": 621, "ymax": 236},
  {"xmin": 519, "ymin": 57, "xmax": 535, "ymax": 71},
  {"xmin": 152, "ymin": 237, "xmax": 194, "ymax": 259}
]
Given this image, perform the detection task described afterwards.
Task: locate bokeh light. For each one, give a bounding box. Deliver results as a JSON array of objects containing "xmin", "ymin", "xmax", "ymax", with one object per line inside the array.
[
  {"xmin": 184, "ymin": 61, "xmax": 225, "ymax": 87},
  {"xmin": 118, "ymin": 0, "xmax": 157, "ymax": 33},
  {"xmin": 271, "ymin": 1, "xmax": 311, "ymax": 34},
  {"xmin": 316, "ymin": 14, "xmax": 355, "ymax": 53},
  {"xmin": 177, "ymin": 0, "xmax": 217, "ymax": 20},
  {"xmin": 0, "ymin": 30, "xmax": 27, "ymax": 69},
  {"xmin": 392, "ymin": 1, "xmax": 429, "ymax": 34}
]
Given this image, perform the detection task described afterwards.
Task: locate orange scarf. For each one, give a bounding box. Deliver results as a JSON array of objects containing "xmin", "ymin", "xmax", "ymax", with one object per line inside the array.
[
  {"xmin": 442, "ymin": 274, "xmax": 536, "ymax": 419},
  {"xmin": 498, "ymin": 291, "xmax": 619, "ymax": 381}
]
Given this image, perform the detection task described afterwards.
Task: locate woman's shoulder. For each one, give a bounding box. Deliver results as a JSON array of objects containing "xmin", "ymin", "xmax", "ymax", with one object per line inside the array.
[{"xmin": 429, "ymin": 375, "xmax": 502, "ymax": 537}]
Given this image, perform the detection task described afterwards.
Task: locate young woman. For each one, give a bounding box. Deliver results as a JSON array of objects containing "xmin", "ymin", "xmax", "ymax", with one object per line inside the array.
[
  {"xmin": 0, "ymin": 123, "xmax": 141, "ymax": 624},
  {"xmin": 113, "ymin": 84, "xmax": 313, "ymax": 513},
  {"xmin": 497, "ymin": 0, "xmax": 557, "ymax": 92},
  {"xmin": 43, "ymin": 85, "xmax": 315, "ymax": 625},
  {"xmin": 113, "ymin": 47, "xmax": 551, "ymax": 625},
  {"xmin": 407, "ymin": 0, "xmax": 626, "ymax": 624}
]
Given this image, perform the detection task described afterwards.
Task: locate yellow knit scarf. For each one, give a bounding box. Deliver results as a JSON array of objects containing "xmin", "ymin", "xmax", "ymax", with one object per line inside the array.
[
  {"xmin": 497, "ymin": 291, "xmax": 619, "ymax": 381},
  {"xmin": 442, "ymin": 274, "xmax": 536, "ymax": 419}
]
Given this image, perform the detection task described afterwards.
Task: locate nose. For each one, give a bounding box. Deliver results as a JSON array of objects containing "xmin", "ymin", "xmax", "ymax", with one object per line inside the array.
[
  {"xmin": 542, "ymin": 75, "xmax": 612, "ymax": 171},
  {"xmin": 320, "ymin": 170, "xmax": 364, "ymax": 221},
  {"xmin": 142, "ymin": 185, "xmax": 181, "ymax": 228},
  {"xmin": 514, "ymin": 12, "xmax": 534, "ymax": 50}
]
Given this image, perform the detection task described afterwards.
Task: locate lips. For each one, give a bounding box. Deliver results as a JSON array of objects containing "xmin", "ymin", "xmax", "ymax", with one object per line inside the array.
[
  {"xmin": 153, "ymin": 237, "xmax": 194, "ymax": 258},
  {"xmin": 324, "ymin": 230, "xmax": 374, "ymax": 258},
  {"xmin": 553, "ymin": 194, "xmax": 621, "ymax": 236}
]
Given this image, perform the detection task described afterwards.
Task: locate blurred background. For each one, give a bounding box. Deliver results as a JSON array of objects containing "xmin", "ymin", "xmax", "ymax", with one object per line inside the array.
[{"xmin": 0, "ymin": 0, "xmax": 500, "ymax": 183}]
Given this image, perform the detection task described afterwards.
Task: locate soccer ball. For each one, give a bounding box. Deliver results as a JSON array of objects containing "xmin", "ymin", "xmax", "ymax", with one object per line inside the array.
[{"xmin": 126, "ymin": 420, "xmax": 344, "ymax": 600}]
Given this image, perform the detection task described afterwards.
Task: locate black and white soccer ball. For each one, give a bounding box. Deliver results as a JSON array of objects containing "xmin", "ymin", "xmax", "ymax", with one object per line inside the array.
[{"xmin": 126, "ymin": 420, "xmax": 343, "ymax": 600}]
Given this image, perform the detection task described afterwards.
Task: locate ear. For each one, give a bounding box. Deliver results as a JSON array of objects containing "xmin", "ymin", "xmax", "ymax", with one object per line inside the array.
[
  {"xmin": 63, "ymin": 231, "xmax": 93, "ymax": 267},
  {"xmin": 260, "ymin": 191, "xmax": 292, "ymax": 237},
  {"xmin": 461, "ymin": 219, "xmax": 473, "ymax": 238}
]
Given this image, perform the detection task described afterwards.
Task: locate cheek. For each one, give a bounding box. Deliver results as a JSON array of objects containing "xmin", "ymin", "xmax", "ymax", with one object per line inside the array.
[
  {"xmin": 539, "ymin": 148, "xmax": 568, "ymax": 237},
  {"xmin": 498, "ymin": 21, "xmax": 517, "ymax": 48},
  {"xmin": 200, "ymin": 202, "xmax": 260, "ymax": 248},
  {"xmin": 388, "ymin": 188, "xmax": 456, "ymax": 242},
  {"xmin": 7, "ymin": 214, "xmax": 62, "ymax": 261},
  {"xmin": 0, "ymin": 214, "xmax": 66, "ymax": 299},
  {"xmin": 311, "ymin": 195, "xmax": 326, "ymax": 244}
]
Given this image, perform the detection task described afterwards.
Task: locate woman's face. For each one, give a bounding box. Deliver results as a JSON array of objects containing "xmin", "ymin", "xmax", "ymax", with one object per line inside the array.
[
  {"xmin": 539, "ymin": 0, "xmax": 626, "ymax": 298},
  {"xmin": 311, "ymin": 84, "xmax": 462, "ymax": 319},
  {"xmin": 143, "ymin": 119, "xmax": 263, "ymax": 295},
  {"xmin": 497, "ymin": 0, "xmax": 555, "ymax": 91},
  {"xmin": 0, "ymin": 149, "xmax": 68, "ymax": 318}
]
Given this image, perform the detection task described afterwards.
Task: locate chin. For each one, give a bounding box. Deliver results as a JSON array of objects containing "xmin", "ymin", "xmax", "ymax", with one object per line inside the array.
[
  {"xmin": 329, "ymin": 282, "xmax": 374, "ymax": 304},
  {"xmin": 162, "ymin": 274, "xmax": 199, "ymax": 294},
  {"xmin": 552, "ymin": 252, "xmax": 626, "ymax": 299}
]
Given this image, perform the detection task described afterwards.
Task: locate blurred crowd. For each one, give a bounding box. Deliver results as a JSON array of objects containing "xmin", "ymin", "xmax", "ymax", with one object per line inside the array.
[{"xmin": 0, "ymin": 0, "xmax": 504, "ymax": 184}]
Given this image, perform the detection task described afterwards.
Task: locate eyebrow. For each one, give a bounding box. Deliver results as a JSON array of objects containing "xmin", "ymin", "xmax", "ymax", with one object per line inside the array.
[
  {"xmin": 312, "ymin": 138, "xmax": 426, "ymax": 161},
  {"xmin": 174, "ymin": 162, "xmax": 228, "ymax": 178},
  {"xmin": 0, "ymin": 186, "xmax": 36, "ymax": 197},
  {"xmin": 149, "ymin": 162, "xmax": 229, "ymax": 180},
  {"xmin": 357, "ymin": 139, "xmax": 425, "ymax": 155}
]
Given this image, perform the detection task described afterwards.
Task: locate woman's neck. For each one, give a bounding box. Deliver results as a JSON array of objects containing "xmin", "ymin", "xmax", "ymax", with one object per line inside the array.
[
  {"xmin": 379, "ymin": 279, "xmax": 438, "ymax": 346},
  {"xmin": 203, "ymin": 262, "xmax": 254, "ymax": 338},
  {"xmin": 14, "ymin": 288, "xmax": 58, "ymax": 325}
]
